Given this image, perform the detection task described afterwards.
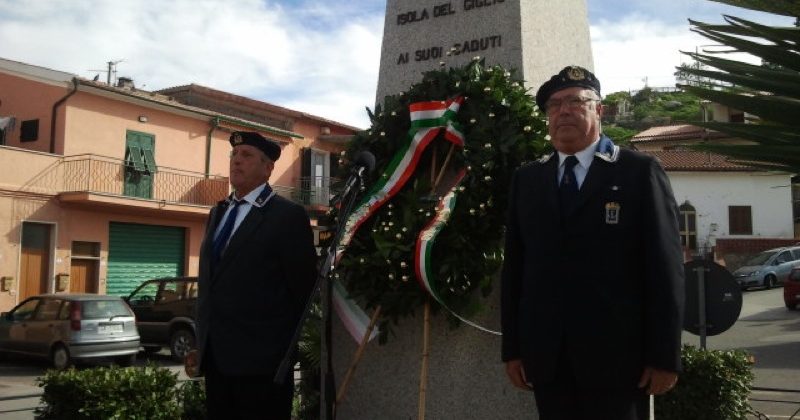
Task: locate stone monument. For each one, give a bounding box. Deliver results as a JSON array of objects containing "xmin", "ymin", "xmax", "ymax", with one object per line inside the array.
[
  {"xmin": 332, "ymin": 1, "xmax": 594, "ymax": 418},
  {"xmin": 376, "ymin": 0, "xmax": 594, "ymax": 102}
]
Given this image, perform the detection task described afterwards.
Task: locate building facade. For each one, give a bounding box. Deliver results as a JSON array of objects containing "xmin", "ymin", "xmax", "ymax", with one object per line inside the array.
[
  {"xmin": 631, "ymin": 120, "xmax": 795, "ymax": 266},
  {"xmin": 0, "ymin": 58, "xmax": 356, "ymax": 311}
]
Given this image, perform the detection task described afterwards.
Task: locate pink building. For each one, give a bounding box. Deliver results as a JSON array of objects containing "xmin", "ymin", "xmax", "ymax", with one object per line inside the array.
[{"xmin": 0, "ymin": 57, "xmax": 357, "ymax": 311}]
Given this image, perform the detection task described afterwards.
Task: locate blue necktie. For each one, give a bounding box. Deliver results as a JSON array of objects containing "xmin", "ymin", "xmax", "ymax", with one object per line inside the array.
[
  {"xmin": 212, "ymin": 200, "xmax": 242, "ymax": 263},
  {"xmin": 559, "ymin": 155, "xmax": 579, "ymax": 216}
]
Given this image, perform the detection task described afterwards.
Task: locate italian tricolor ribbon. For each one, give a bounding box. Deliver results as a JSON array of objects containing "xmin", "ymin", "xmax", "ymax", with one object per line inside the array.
[
  {"xmin": 337, "ymin": 96, "xmax": 465, "ymax": 254},
  {"xmin": 413, "ymin": 170, "xmax": 500, "ymax": 335},
  {"xmin": 333, "ymin": 96, "xmax": 497, "ymax": 342}
]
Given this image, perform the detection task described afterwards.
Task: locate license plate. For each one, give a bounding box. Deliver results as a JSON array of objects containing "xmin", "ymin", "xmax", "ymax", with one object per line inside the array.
[{"xmin": 98, "ymin": 324, "xmax": 123, "ymax": 333}]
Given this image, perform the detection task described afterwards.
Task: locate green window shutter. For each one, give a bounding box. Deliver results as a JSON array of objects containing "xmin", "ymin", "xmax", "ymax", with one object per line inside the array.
[
  {"xmin": 127, "ymin": 145, "xmax": 146, "ymax": 171},
  {"xmin": 142, "ymin": 148, "xmax": 157, "ymax": 173}
]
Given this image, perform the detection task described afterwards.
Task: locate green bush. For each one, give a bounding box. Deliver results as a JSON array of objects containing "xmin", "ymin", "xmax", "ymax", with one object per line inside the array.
[
  {"xmin": 177, "ymin": 380, "xmax": 206, "ymax": 420},
  {"xmin": 656, "ymin": 345, "xmax": 754, "ymax": 420},
  {"xmin": 35, "ymin": 364, "xmax": 206, "ymax": 419}
]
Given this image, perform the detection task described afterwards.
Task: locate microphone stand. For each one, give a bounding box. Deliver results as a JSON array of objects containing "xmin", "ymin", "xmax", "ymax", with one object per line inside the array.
[{"xmin": 273, "ymin": 170, "xmax": 366, "ymax": 420}]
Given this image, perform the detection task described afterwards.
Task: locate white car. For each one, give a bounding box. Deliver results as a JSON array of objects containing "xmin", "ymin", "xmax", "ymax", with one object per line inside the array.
[
  {"xmin": 0, "ymin": 294, "xmax": 140, "ymax": 369},
  {"xmin": 733, "ymin": 246, "xmax": 800, "ymax": 290}
]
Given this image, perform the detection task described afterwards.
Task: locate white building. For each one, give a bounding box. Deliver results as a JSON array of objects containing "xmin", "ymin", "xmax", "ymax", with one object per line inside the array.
[{"xmin": 631, "ymin": 123, "xmax": 795, "ymax": 261}]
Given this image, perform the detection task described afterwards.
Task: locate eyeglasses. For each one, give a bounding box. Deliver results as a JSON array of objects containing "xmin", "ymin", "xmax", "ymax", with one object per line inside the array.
[{"xmin": 544, "ymin": 96, "xmax": 600, "ymax": 113}]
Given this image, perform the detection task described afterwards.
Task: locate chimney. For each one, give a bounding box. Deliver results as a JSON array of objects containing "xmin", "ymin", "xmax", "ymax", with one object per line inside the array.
[{"xmin": 117, "ymin": 77, "xmax": 135, "ymax": 89}]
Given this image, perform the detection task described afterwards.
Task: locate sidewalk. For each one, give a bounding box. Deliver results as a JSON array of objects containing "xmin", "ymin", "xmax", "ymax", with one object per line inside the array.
[{"xmin": 0, "ymin": 382, "xmax": 42, "ymax": 419}]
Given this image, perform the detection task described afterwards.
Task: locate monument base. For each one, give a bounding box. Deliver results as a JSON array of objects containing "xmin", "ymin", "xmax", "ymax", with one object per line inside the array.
[{"xmin": 332, "ymin": 287, "xmax": 538, "ymax": 419}]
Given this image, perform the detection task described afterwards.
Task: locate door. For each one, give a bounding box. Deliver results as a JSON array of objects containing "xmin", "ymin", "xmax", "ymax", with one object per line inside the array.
[
  {"xmin": 774, "ymin": 250, "xmax": 795, "ymax": 283},
  {"xmin": 124, "ymin": 131, "xmax": 156, "ymax": 199},
  {"xmin": 0, "ymin": 298, "xmax": 41, "ymax": 353},
  {"xmin": 126, "ymin": 280, "xmax": 160, "ymax": 343},
  {"xmin": 310, "ymin": 150, "xmax": 329, "ymax": 205},
  {"xmin": 20, "ymin": 222, "xmax": 52, "ymax": 299},
  {"xmin": 70, "ymin": 259, "xmax": 98, "ymax": 293},
  {"xmin": 27, "ymin": 298, "xmax": 64, "ymax": 357},
  {"xmin": 107, "ymin": 222, "xmax": 185, "ymax": 296}
]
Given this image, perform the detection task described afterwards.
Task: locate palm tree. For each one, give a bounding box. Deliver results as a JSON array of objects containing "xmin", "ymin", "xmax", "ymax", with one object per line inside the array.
[{"xmin": 677, "ymin": 0, "xmax": 800, "ymax": 173}]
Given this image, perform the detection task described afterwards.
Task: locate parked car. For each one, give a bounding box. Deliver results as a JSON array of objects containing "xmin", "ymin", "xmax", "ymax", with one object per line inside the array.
[
  {"xmin": 732, "ymin": 246, "xmax": 800, "ymax": 290},
  {"xmin": 784, "ymin": 267, "xmax": 800, "ymax": 310},
  {"xmin": 125, "ymin": 277, "xmax": 197, "ymax": 362},
  {"xmin": 0, "ymin": 294, "xmax": 139, "ymax": 369}
]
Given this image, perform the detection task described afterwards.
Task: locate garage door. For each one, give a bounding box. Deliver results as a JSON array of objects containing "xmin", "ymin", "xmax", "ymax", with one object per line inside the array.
[{"xmin": 107, "ymin": 222, "xmax": 185, "ymax": 296}]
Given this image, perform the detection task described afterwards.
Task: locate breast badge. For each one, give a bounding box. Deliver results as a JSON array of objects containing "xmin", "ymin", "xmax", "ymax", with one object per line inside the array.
[{"xmin": 605, "ymin": 202, "xmax": 620, "ymax": 224}]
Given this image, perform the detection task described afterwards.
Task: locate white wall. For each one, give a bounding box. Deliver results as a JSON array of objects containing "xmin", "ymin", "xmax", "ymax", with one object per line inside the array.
[{"xmin": 668, "ymin": 171, "xmax": 794, "ymax": 249}]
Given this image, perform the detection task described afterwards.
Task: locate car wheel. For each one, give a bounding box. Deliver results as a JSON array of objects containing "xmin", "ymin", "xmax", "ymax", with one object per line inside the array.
[
  {"xmin": 764, "ymin": 275, "xmax": 776, "ymax": 289},
  {"xmin": 51, "ymin": 345, "xmax": 72, "ymax": 370},
  {"xmin": 170, "ymin": 329, "xmax": 195, "ymax": 362},
  {"xmin": 114, "ymin": 354, "xmax": 136, "ymax": 367},
  {"xmin": 787, "ymin": 301, "xmax": 798, "ymax": 310}
]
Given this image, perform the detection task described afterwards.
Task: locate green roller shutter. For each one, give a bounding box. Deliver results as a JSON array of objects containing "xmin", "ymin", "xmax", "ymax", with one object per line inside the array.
[{"xmin": 107, "ymin": 222, "xmax": 185, "ymax": 296}]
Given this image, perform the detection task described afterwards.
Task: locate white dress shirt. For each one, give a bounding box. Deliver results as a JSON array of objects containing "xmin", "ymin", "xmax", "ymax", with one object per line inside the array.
[
  {"xmin": 557, "ymin": 138, "xmax": 600, "ymax": 190},
  {"xmin": 213, "ymin": 183, "xmax": 276, "ymax": 247}
]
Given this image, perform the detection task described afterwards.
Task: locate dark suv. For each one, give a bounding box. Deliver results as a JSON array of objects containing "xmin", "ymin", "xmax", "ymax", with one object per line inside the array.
[{"xmin": 125, "ymin": 277, "xmax": 197, "ymax": 362}]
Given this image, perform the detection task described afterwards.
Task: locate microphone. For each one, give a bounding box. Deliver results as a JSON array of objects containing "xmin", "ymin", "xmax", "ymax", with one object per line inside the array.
[{"xmin": 332, "ymin": 151, "xmax": 376, "ymax": 204}]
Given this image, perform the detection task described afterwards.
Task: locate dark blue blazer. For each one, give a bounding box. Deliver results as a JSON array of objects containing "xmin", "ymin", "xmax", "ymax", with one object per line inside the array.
[
  {"xmin": 196, "ymin": 192, "xmax": 317, "ymax": 376},
  {"xmin": 501, "ymin": 138, "xmax": 685, "ymax": 389}
]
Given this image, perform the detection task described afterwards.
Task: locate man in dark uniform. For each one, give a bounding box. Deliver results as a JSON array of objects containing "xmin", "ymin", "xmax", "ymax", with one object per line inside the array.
[
  {"xmin": 501, "ymin": 66, "xmax": 685, "ymax": 419},
  {"xmin": 185, "ymin": 131, "xmax": 317, "ymax": 419}
]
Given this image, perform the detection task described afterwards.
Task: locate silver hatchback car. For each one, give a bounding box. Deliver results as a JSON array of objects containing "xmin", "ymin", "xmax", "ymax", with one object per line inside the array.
[
  {"xmin": 0, "ymin": 294, "xmax": 140, "ymax": 369},
  {"xmin": 733, "ymin": 246, "xmax": 800, "ymax": 290}
]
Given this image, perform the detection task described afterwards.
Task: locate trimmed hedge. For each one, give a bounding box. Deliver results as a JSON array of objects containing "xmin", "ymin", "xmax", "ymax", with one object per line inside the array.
[
  {"xmin": 35, "ymin": 364, "xmax": 205, "ymax": 419},
  {"xmin": 656, "ymin": 345, "xmax": 754, "ymax": 420}
]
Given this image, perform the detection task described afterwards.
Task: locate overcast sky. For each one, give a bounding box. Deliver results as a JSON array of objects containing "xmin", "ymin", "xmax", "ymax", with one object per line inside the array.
[{"xmin": 0, "ymin": 0, "xmax": 793, "ymax": 128}]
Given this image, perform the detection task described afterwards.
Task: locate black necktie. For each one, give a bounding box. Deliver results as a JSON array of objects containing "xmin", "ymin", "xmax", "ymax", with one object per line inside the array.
[
  {"xmin": 559, "ymin": 155, "xmax": 579, "ymax": 216},
  {"xmin": 212, "ymin": 200, "xmax": 242, "ymax": 263}
]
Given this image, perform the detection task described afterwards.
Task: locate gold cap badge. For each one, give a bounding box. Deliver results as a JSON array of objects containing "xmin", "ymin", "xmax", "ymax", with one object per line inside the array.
[
  {"xmin": 567, "ymin": 66, "xmax": 585, "ymax": 81},
  {"xmin": 232, "ymin": 133, "xmax": 243, "ymax": 144}
]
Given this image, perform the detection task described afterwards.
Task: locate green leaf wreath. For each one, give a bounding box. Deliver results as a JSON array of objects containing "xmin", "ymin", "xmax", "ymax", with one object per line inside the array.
[{"xmin": 330, "ymin": 59, "xmax": 550, "ymax": 342}]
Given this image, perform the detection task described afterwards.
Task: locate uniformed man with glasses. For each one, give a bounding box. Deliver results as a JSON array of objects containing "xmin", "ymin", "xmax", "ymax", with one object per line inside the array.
[{"xmin": 500, "ymin": 66, "xmax": 685, "ymax": 420}]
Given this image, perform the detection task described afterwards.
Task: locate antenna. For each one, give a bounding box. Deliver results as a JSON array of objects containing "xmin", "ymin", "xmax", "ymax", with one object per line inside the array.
[{"xmin": 86, "ymin": 59, "xmax": 125, "ymax": 85}]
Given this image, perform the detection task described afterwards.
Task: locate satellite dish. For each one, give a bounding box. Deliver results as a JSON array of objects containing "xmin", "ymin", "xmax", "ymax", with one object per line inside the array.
[{"xmin": 683, "ymin": 260, "xmax": 742, "ymax": 337}]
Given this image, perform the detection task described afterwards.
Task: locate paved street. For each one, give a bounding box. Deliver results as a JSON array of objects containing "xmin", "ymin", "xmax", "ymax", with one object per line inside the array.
[
  {"xmin": 0, "ymin": 288, "xmax": 798, "ymax": 419},
  {"xmin": 683, "ymin": 287, "xmax": 800, "ymax": 419}
]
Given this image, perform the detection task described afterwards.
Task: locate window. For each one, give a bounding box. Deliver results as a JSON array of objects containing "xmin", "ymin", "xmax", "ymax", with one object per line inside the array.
[
  {"xmin": 126, "ymin": 145, "xmax": 146, "ymax": 171},
  {"xmin": 776, "ymin": 251, "xmax": 792, "ymax": 264},
  {"xmin": 11, "ymin": 298, "xmax": 41, "ymax": 321},
  {"xmin": 72, "ymin": 241, "xmax": 100, "ymax": 258},
  {"xmin": 0, "ymin": 116, "xmax": 15, "ymax": 145},
  {"xmin": 128, "ymin": 282, "xmax": 159, "ymax": 306},
  {"xmin": 123, "ymin": 131, "xmax": 156, "ymax": 199},
  {"xmin": 679, "ymin": 202, "xmax": 697, "ymax": 250},
  {"xmin": 158, "ymin": 281, "xmax": 180, "ymax": 304},
  {"xmin": 34, "ymin": 299, "xmax": 63, "ymax": 321},
  {"xmin": 142, "ymin": 148, "xmax": 157, "ymax": 172},
  {"xmin": 20, "ymin": 119, "xmax": 39, "ymax": 142},
  {"xmin": 729, "ymin": 206, "xmax": 753, "ymax": 235},
  {"xmin": 81, "ymin": 300, "xmax": 130, "ymax": 319}
]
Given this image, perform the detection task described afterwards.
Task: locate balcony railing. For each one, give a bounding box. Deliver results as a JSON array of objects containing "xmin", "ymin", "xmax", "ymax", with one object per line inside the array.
[
  {"xmin": 292, "ymin": 176, "xmax": 342, "ymax": 207},
  {"xmin": 60, "ymin": 154, "xmax": 229, "ymax": 206}
]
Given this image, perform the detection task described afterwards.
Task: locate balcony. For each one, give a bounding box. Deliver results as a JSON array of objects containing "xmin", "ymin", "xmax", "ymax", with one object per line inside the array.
[
  {"xmin": 272, "ymin": 176, "xmax": 342, "ymax": 211},
  {"xmin": 56, "ymin": 154, "xmax": 229, "ymax": 218}
]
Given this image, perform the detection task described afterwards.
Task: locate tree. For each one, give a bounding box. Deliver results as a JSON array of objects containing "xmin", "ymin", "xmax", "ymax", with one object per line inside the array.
[{"xmin": 679, "ymin": 0, "xmax": 800, "ymax": 173}]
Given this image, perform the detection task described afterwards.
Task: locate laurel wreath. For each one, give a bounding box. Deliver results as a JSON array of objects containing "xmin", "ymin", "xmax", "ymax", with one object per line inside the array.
[{"xmin": 329, "ymin": 59, "xmax": 550, "ymax": 342}]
